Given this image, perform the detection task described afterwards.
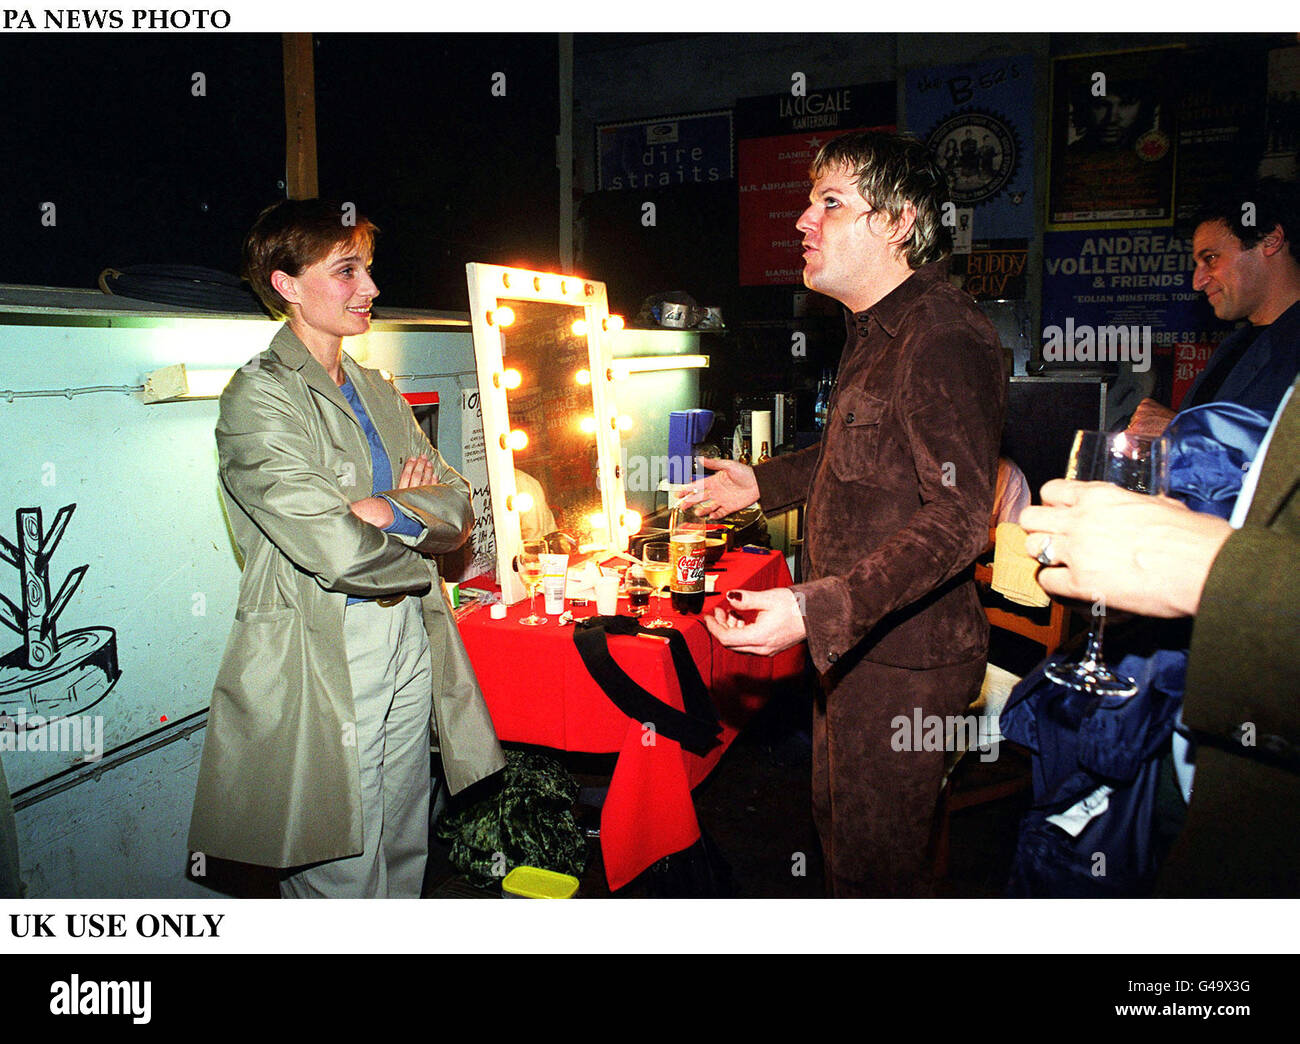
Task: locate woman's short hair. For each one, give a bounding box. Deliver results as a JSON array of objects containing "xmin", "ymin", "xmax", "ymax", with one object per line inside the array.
[
  {"xmin": 810, "ymin": 131, "xmax": 952, "ymax": 269},
  {"xmin": 242, "ymin": 198, "xmax": 378, "ymax": 319}
]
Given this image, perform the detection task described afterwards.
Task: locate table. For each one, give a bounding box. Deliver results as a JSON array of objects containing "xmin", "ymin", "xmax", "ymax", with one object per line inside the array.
[{"xmin": 457, "ymin": 547, "xmax": 805, "ymax": 890}]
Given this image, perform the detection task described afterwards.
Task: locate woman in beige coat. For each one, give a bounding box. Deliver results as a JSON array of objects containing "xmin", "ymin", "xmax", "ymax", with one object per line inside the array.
[{"xmin": 188, "ymin": 200, "xmax": 503, "ymax": 897}]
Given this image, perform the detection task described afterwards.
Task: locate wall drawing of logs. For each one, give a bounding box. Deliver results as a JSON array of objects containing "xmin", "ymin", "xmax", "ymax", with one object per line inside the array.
[{"xmin": 0, "ymin": 505, "xmax": 120, "ymax": 731}]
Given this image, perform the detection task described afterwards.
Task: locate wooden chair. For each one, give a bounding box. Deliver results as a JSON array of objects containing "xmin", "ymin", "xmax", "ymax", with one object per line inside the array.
[
  {"xmin": 972, "ymin": 527, "xmax": 1069, "ymax": 659},
  {"xmin": 932, "ymin": 527, "xmax": 1070, "ymax": 883}
]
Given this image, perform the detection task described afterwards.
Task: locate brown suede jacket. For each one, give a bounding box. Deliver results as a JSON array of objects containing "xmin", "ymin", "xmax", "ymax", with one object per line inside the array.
[{"xmin": 757, "ymin": 261, "xmax": 1006, "ymax": 674}]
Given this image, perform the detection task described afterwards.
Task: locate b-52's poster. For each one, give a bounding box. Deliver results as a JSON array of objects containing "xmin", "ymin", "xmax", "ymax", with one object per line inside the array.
[
  {"xmin": 905, "ymin": 54, "xmax": 1035, "ymax": 241},
  {"xmin": 906, "ymin": 55, "xmax": 1035, "ymax": 300}
]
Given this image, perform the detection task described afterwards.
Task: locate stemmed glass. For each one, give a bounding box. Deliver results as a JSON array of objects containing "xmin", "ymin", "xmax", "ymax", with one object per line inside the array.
[
  {"xmin": 1042, "ymin": 430, "xmax": 1170, "ymax": 697},
  {"xmin": 641, "ymin": 541, "xmax": 674, "ymax": 629},
  {"xmin": 517, "ymin": 538, "xmax": 547, "ymax": 626}
]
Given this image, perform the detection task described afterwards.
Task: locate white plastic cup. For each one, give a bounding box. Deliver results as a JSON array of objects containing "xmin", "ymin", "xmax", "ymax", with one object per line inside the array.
[{"xmin": 595, "ymin": 575, "xmax": 620, "ymax": 615}]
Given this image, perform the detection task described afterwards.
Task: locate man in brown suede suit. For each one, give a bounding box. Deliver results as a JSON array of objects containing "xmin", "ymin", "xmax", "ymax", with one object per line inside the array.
[{"xmin": 683, "ymin": 132, "xmax": 1005, "ymax": 896}]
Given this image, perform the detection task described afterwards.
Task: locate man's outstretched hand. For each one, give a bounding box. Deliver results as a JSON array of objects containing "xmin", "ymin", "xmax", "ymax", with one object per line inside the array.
[{"xmin": 677, "ymin": 457, "xmax": 760, "ymax": 520}]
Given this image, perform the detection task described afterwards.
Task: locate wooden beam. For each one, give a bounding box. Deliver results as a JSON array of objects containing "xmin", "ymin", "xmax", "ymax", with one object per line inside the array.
[{"xmin": 282, "ymin": 33, "xmax": 318, "ymax": 199}]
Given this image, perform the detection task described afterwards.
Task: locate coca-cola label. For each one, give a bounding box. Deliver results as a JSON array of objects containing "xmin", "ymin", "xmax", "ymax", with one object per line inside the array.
[{"xmin": 670, "ymin": 535, "xmax": 705, "ymax": 592}]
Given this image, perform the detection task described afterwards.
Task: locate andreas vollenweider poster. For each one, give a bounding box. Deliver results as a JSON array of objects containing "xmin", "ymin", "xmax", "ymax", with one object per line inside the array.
[{"xmin": 1041, "ymin": 227, "xmax": 1232, "ymax": 406}]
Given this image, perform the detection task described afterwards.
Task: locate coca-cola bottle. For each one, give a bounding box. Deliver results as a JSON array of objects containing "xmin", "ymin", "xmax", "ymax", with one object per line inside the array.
[{"xmin": 668, "ymin": 500, "xmax": 707, "ymax": 614}]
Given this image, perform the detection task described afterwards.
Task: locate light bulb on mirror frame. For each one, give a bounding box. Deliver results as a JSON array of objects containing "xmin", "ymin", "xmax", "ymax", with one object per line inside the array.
[
  {"xmin": 509, "ymin": 491, "xmax": 535, "ymax": 514},
  {"xmin": 603, "ymin": 315, "xmax": 625, "ymax": 332},
  {"xmin": 571, "ymin": 319, "xmax": 588, "ymax": 337},
  {"xmin": 494, "ymin": 368, "xmax": 522, "ymax": 390},
  {"xmin": 587, "ymin": 513, "xmax": 611, "ymax": 548},
  {"xmin": 575, "ymin": 369, "xmax": 591, "ymax": 386},
  {"xmin": 489, "ymin": 306, "xmax": 515, "ymax": 327},
  {"xmin": 622, "ymin": 510, "xmax": 642, "ymax": 534},
  {"xmin": 617, "ymin": 415, "xmax": 633, "ymax": 431},
  {"xmin": 499, "ymin": 429, "xmax": 528, "ymax": 451},
  {"xmin": 579, "ymin": 416, "xmax": 597, "ymax": 434}
]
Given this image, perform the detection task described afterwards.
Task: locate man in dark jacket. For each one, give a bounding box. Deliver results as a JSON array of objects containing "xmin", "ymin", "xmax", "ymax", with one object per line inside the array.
[
  {"xmin": 1128, "ymin": 178, "xmax": 1300, "ymax": 435},
  {"xmin": 683, "ymin": 132, "xmax": 1005, "ymax": 896}
]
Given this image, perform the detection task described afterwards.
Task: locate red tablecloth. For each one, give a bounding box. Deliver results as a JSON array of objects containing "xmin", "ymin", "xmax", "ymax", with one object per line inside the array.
[{"xmin": 457, "ymin": 548, "xmax": 805, "ymax": 890}]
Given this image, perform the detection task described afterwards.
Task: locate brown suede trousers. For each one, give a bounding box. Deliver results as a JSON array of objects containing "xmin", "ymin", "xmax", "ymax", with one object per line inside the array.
[{"xmin": 813, "ymin": 654, "xmax": 986, "ymax": 898}]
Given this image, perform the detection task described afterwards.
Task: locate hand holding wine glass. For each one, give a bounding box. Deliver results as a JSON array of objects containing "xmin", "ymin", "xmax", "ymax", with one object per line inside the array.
[
  {"xmin": 1022, "ymin": 480, "xmax": 1232, "ymax": 619},
  {"xmin": 1039, "ymin": 430, "xmax": 1170, "ymax": 697}
]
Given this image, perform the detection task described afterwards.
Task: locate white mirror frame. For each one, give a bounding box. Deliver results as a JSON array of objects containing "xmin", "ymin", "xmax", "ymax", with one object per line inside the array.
[{"xmin": 466, "ymin": 262, "xmax": 631, "ymax": 605}]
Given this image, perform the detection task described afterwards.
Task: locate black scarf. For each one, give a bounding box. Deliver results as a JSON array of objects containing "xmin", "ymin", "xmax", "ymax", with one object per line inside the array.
[{"xmin": 572, "ymin": 615, "xmax": 722, "ymax": 756}]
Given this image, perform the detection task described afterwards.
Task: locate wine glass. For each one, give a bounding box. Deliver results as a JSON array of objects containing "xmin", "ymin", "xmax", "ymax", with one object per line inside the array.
[
  {"xmin": 1042, "ymin": 430, "xmax": 1170, "ymax": 697},
  {"xmin": 641, "ymin": 541, "xmax": 674, "ymax": 629},
  {"xmin": 517, "ymin": 538, "xmax": 547, "ymax": 626}
]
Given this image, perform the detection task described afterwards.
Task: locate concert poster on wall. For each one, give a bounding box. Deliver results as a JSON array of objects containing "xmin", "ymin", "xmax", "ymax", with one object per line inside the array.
[
  {"xmin": 904, "ymin": 54, "xmax": 1036, "ymax": 243},
  {"xmin": 1260, "ymin": 44, "xmax": 1300, "ymax": 180},
  {"xmin": 736, "ymin": 82, "xmax": 895, "ymax": 286},
  {"xmin": 596, "ymin": 110, "xmax": 734, "ymax": 192},
  {"xmin": 1048, "ymin": 47, "xmax": 1181, "ymax": 228},
  {"xmin": 950, "ymin": 239, "xmax": 1029, "ymax": 301},
  {"xmin": 1041, "ymin": 227, "xmax": 1232, "ymax": 406},
  {"xmin": 1174, "ymin": 44, "xmax": 1267, "ymax": 224}
]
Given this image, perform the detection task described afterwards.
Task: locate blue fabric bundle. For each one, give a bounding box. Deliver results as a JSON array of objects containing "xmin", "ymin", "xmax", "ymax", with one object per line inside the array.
[{"xmin": 1164, "ymin": 402, "xmax": 1270, "ymax": 516}]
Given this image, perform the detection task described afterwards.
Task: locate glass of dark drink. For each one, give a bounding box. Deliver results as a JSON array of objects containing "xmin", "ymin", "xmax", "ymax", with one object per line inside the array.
[{"xmin": 625, "ymin": 564, "xmax": 652, "ymax": 617}]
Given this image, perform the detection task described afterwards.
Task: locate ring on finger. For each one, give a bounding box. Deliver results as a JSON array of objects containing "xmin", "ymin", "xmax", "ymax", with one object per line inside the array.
[{"xmin": 1033, "ymin": 535, "xmax": 1057, "ymax": 567}]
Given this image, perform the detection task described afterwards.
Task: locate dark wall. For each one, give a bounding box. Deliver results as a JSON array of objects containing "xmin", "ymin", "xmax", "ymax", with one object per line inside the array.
[
  {"xmin": 1, "ymin": 34, "xmax": 284, "ymax": 288},
  {"xmin": 3, "ymin": 33, "xmax": 562, "ymax": 311},
  {"xmin": 578, "ymin": 181, "xmax": 737, "ymax": 320},
  {"xmin": 314, "ymin": 33, "xmax": 560, "ymax": 311}
]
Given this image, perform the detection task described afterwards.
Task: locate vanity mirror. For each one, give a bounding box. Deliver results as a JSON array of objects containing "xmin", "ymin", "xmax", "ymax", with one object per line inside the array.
[{"xmin": 466, "ymin": 263, "xmax": 634, "ymax": 604}]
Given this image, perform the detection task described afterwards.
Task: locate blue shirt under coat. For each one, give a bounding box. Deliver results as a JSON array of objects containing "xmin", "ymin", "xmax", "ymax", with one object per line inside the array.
[{"xmin": 338, "ymin": 375, "xmax": 423, "ymax": 605}]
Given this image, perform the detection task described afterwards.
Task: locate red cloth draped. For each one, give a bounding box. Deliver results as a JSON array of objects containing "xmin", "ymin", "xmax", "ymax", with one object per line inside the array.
[{"xmin": 458, "ymin": 549, "xmax": 804, "ymax": 890}]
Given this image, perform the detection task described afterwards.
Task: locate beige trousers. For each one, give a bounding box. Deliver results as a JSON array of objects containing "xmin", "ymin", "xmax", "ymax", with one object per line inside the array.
[{"xmin": 281, "ymin": 598, "xmax": 433, "ymax": 898}]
